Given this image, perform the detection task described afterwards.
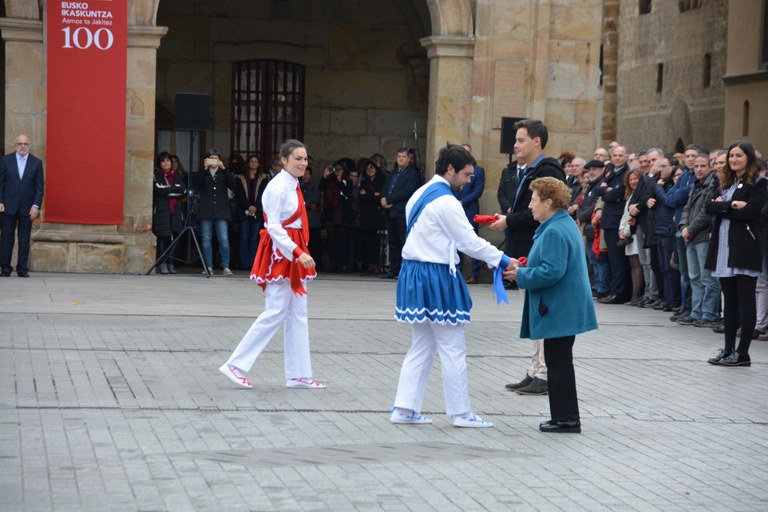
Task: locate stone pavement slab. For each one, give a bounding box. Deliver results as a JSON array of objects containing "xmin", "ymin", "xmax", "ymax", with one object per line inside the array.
[{"xmin": 1, "ymin": 272, "xmax": 767, "ymax": 511}]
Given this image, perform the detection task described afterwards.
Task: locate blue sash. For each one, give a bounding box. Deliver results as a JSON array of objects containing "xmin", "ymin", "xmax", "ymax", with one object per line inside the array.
[{"xmin": 406, "ymin": 181, "xmax": 452, "ymax": 236}]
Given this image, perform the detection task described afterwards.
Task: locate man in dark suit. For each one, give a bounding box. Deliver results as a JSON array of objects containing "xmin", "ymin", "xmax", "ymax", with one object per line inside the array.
[
  {"xmin": 0, "ymin": 134, "xmax": 45, "ymax": 277},
  {"xmin": 380, "ymin": 147, "xmax": 420, "ymax": 279},
  {"xmin": 454, "ymin": 144, "xmax": 486, "ymax": 284},
  {"xmin": 489, "ymin": 119, "xmax": 566, "ymax": 397}
]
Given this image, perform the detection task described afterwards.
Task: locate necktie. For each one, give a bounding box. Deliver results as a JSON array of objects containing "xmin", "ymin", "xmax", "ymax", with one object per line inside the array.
[{"xmin": 295, "ymin": 185, "xmax": 310, "ymax": 243}]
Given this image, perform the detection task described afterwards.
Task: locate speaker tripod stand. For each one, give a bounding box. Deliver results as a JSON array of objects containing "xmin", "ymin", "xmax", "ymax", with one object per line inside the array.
[{"xmin": 145, "ymin": 219, "xmax": 210, "ymax": 278}]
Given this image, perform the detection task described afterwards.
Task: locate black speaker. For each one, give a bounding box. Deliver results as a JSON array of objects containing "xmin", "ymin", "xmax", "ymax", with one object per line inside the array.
[
  {"xmin": 500, "ymin": 117, "xmax": 525, "ymax": 154},
  {"xmin": 174, "ymin": 93, "xmax": 211, "ymax": 131}
]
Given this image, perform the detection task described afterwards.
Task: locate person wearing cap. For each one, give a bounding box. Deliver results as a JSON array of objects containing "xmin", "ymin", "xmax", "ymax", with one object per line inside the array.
[
  {"xmin": 191, "ymin": 148, "xmax": 238, "ymax": 275},
  {"xmin": 389, "ymin": 144, "xmax": 514, "ymax": 428},
  {"xmin": 576, "ymin": 159, "xmax": 609, "ymax": 298},
  {"xmin": 219, "ymin": 139, "xmax": 325, "ymax": 390}
]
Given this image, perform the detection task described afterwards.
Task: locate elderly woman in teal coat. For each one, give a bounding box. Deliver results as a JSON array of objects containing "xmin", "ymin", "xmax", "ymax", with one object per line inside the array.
[{"xmin": 505, "ymin": 177, "xmax": 598, "ymax": 433}]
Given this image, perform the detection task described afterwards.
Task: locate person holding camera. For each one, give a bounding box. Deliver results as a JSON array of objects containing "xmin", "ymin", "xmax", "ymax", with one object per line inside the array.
[
  {"xmin": 191, "ymin": 148, "xmax": 237, "ymax": 275},
  {"xmin": 219, "ymin": 139, "xmax": 324, "ymax": 390}
]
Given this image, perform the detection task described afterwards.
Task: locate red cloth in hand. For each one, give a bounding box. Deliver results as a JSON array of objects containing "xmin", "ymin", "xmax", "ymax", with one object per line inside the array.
[
  {"xmin": 473, "ymin": 214, "xmax": 499, "ymax": 225},
  {"xmin": 517, "ymin": 257, "xmax": 527, "ymax": 267}
]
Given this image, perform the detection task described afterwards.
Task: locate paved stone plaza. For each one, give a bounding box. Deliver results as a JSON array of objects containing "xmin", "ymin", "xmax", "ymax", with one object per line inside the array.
[{"xmin": 1, "ymin": 272, "xmax": 767, "ymax": 511}]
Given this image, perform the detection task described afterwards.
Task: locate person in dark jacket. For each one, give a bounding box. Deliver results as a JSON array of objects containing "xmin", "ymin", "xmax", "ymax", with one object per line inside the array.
[
  {"xmin": 576, "ymin": 160, "xmax": 608, "ymax": 297},
  {"xmin": 489, "ymin": 118, "xmax": 566, "ymax": 397},
  {"xmin": 192, "ymin": 148, "xmax": 238, "ymax": 275},
  {"xmin": 652, "ymin": 157, "xmax": 682, "ymax": 311},
  {"xmin": 152, "ymin": 152, "xmax": 186, "ymax": 274},
  {"xmin": 380, "ymin": 147, "xmax": 421, "ymax": 278},
  {"xmin": 357, "ymin": 159, "xmax": 385, "ymax": 275},
  {"xmin": 595, "ymin": 145, "xmax": 630, "ymax": 304},
  {"xmin": 454, "ymin": 144, "xmax": 486, "ymax": 284},
  {"xmin": 678, "ymin": 152, "xmax": 720, "ymax": 326},
  {"xmin": 705, "ymin": 140, "xmax": 767, "ymax": 367}
]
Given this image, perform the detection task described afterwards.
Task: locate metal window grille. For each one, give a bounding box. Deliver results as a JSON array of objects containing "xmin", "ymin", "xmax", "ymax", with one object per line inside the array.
[{"xmin": 231, "ymin": 60, "xmax": 305, "ymax": 163}]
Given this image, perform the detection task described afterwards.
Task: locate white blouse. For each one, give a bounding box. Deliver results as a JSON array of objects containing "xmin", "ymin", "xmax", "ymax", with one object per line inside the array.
[{"xmin": 262, "ymin": 170, "xmax": 302, "ymax": 258}]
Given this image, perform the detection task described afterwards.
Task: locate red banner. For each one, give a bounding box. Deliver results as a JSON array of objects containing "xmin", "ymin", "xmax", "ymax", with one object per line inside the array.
[{"xmin": 46, "ymin": 0, "xmax": 127, "ymax": 224}]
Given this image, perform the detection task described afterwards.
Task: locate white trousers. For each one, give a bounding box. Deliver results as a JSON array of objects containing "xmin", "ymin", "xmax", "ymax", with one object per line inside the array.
[
  {"xmin": 393, "ymin": 322, "xmax": 471, "ymax": 417},
  {"xmin": 226, "ymin": 281, "xmax": 313, "ymax": 380},
  {"xmin": 527, "ymin": 340, "xmax": 548, "ymax": 380}
]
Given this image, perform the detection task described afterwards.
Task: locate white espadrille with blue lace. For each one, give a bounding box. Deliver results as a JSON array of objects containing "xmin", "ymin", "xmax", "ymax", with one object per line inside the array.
[
  {"xmin": 452, "ymin": 413, "xmax": 493, "ymax": 428},
  {"xmin": 389, "ymin": 407, "xmax": 432, "ymax": 425}
]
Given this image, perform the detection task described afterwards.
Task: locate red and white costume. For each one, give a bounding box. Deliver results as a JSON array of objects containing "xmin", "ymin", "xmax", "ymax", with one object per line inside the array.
[{"xmin": 225, "ymin": 169, "xmax": 317, "ymax": 379}]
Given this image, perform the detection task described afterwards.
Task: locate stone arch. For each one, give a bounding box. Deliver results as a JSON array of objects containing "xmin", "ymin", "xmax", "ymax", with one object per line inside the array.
[{"xmin": 424, "ymin": 0, "xmax": 474, "ymax": 37}]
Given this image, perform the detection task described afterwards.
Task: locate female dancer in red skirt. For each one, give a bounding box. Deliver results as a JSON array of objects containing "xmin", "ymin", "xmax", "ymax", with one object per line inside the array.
[{"xmin": 219, "ymin": 139, "xmax": 325, "ymax": 390}]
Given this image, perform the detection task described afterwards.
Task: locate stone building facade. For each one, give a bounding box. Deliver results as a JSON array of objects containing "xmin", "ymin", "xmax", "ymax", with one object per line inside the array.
[{"xmin": 0, "ymin": 0, "xmax": 763, "ymax": 273}]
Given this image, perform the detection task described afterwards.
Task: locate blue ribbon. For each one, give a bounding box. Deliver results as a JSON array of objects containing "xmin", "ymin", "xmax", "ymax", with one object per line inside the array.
[{"xmin": 493, "ymin": 254, "xmax": 511, "ymax": 304}]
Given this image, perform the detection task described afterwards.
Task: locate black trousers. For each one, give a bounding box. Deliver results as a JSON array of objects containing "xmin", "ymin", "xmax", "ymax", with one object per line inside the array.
[
  {"xmin": 0, "ymin": 213, "xmax": 33, "ymax": 274},
  {"xmin": 720, "ymin": 275, "xmax": 758, "ymax": 355},
  {"xmin": 603, "ymin": 228, "xmax": 628, "ymax": 297},
  {"xmin": 386, "ymin": 216, "xmax": 407, "ymax": 275},
  {"xmin": 543, "ymin": 335, "xmax": 580, "ymax": 422}
]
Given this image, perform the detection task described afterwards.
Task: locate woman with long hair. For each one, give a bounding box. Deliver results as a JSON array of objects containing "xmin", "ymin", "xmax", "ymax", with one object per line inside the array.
[
  {"xmin": 705, "ymin": 140, "xmax": 767, "ymax": 367},
  {"xmin": 237, "ymin": 154, "xmax": 270, "ymax": 269},
  {"xmin": 152, "ymin": 152, "xmax": 186, "ymax": 274},
  {"xmin": 357, "ymin": 159, "xmax": 385, "ymax": 275},
  {"xmin": 619, "ymin": 169, "xmax": 644, "ymax": 305}
]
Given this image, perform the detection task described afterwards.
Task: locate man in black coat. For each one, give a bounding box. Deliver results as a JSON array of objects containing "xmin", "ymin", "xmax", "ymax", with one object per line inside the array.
[
  {"xmin": 380, "ymin": 147, "xmax": 420, "ymax": 278},
  {"xmin": 0, "ymin": 134, "xmax": 45, "ymax": 277},
  {"xmin": 489, "ymin": 119, "xmax": 565, "ymax": 396},
  {"xmin": 594, "ymin": 145, "xmax": 630, "ymax": 304}
]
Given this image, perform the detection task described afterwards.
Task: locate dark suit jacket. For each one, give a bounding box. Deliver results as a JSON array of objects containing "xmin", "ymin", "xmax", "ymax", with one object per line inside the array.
[
  {"xmin": 0, "ymin": 152, "xmax": 45, "ymax": 216},
  {"xmin": 503, "ymin": 156, "xmax": 565, "ymax": 258},
  {"xmin": 594, "ymin": 164, "xmax": 628, "ymax": 229},
  {"xmin": 453, "ymin": 164, "xmax": 485, "ymax": 222},
  {"xmin": 382, "ymin": 165, "xmax": 420, "ymax": 219}
]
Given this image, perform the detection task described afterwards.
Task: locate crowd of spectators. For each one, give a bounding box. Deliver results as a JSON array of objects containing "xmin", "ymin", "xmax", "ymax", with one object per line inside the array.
[{"xmin": 551, "ymin": 139, "xmax": 768, "ymax": 366}]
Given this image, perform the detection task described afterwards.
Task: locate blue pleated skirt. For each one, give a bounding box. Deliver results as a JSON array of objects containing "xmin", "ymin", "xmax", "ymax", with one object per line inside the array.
[{"xmin": 395, "ymin": 259, "xmax": 473, "ymax": 324}]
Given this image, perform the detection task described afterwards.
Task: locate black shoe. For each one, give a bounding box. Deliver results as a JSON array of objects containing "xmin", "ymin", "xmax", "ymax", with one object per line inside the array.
[
  {"xmin": 712, "ymin": 322, "xmax": 725, "ymax": 333},
  {"xmin": 672, "ymin": 306, "xmax": 684, "ymax": 315},
  {"xmin": 516, "ymin": 377, "xmax": 548, "ymax": 395},
  {"xmin": 693, "ymin": 319, "xmax": 717, "ymax": 328},
  {"xmin": 677, "ymin": 315, "xmax": 696, "ymax": 325},
  {"xmin": 598, "ymin": 294, "xmax": 617, "ymax": 304},
  {"xmin": 504, "ymin": 375, "xmax": 533, "ymax": 391},
  {"xmin": 1, "ymin": 271, "xmax": 10, "ymax": 277},
  {"xmin": 17, "ymin": 272, "xmax": 29, "ymax": 278},
  {"xmin": 652, "ymin": 301, "xmax": 668, "ymax": 310},
  {"xmin": 379, "ymin": 272, "xmax": 396, "ymax": 279},
  {"xmin": 643, "ymin": 299, "xmax": 661, "ymax": 309},
  {"xmin": 707, "ymin": 348, "xmax": 733, "ymax": 365},
  {"xmin": 662, "ymin": 304, "xmax": 675, "ymax": 312},
  {"xmin": 539, "ymin": 419, "xmax": 581, "ymax": 433},
  {"xmin": 719, "ymin": 352, "xmax": 751, "ymax": 367},
  {"xmin": 670, "ymin": 309, "xmax": 690, "ymax": 321}
]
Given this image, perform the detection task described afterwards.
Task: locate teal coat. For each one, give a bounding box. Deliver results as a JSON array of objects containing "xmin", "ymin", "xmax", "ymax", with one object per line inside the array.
[{"xmin": 517, "ymin": 209, "xmax": 598, "ymax": 340}]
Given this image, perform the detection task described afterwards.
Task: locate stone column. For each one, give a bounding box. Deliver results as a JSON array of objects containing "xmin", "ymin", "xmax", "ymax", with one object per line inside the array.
[
  {"xmin": 600, "ymin": 0, "xmax": 619, "ymax": 145},
  {"xmin": 420, "ymin": 35, "xmax": 475, "ymax": 177},
  {"xmin": 122, "ymin": 26, "xmax": 168, "ymax": 274}
]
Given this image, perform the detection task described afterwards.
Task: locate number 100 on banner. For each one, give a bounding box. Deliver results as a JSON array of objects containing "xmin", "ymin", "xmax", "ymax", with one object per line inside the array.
[{"xmin": 61, "ymin": 27, "xmax": 114, "ymax": 50}]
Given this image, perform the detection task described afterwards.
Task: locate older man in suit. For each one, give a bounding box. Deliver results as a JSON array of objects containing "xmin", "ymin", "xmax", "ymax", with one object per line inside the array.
[{"xmin": 0, "ymin": 134, "xmax": 45, "ymax": 277}]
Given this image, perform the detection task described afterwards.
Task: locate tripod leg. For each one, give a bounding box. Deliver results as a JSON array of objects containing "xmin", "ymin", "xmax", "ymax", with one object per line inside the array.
[{"xmin": 187, "ymin": 226, "xmax": 210, "ymax": 278}]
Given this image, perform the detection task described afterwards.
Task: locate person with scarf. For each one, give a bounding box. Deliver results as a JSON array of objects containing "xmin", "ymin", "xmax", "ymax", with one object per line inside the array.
[
  {"xmin": 389, "ymin": 145, "xmax": 514, "ymax": 428},
  {"xmin": 219, "ymin": 139, "xmax": 325, "ymax": 390},
  {"xmin": 152, "ymin": 152, "xmax": 186, "ymax": 274}
]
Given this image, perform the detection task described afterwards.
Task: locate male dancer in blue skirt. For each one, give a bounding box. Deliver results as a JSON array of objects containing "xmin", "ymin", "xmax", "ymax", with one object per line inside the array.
[{"xmin": 390, "ymin": 145, "xmax": 514, "ymax": 428}]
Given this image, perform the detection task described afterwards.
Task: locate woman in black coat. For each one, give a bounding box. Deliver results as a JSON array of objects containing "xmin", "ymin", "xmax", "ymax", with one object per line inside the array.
[
  {"xmin": 705, "ymin": 140, "xmax": 767, "ymax": 367},
  {"xmin": 152, "ymin": 152, "xmax": 186, "ymax": 274},
  {"xmin": 357, "ymin": 159, "xmax": 385, "ymax": 274}
]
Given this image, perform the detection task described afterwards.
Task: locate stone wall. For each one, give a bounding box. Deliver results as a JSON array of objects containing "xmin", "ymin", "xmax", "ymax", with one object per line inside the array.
[{"xmin": 615, "ymin": 0, "xmax": 727, "ymax": 152}]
